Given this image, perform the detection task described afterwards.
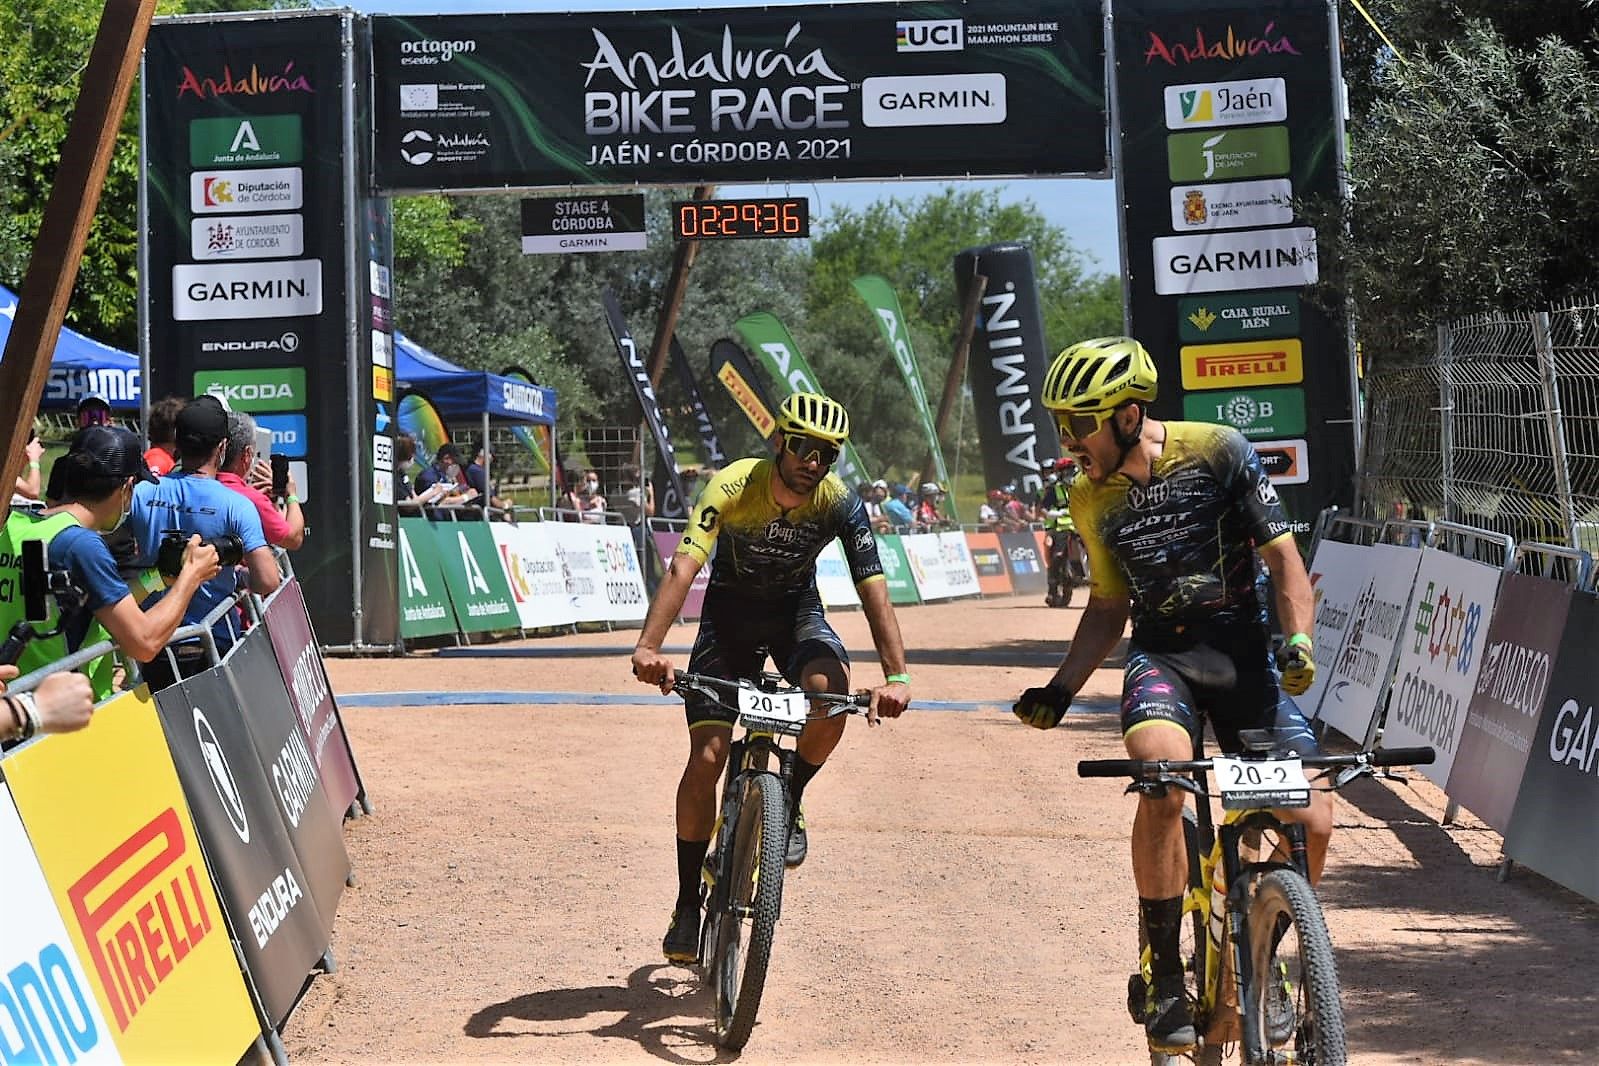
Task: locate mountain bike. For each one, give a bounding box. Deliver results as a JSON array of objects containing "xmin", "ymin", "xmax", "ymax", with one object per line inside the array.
[
  {"xmin": 669, "ymin": 671, "xmax": 870, "ymax": 1050},
  {"xmin": 1046, "ymin": 528, "xmax": 1089, "ymax": 607},
  {"xmin": 1079, "ymin": 726, "xmax": 1434, "ymax": 1066}
]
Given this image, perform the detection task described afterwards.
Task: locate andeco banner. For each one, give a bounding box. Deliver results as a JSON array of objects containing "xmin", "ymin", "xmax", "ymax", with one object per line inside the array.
[
  {"xmin": 370, "ymin": 0, "xmax": 1106, "ymax": 190},
  {"xmin": 1113, "ymin": 0, "xmax": 1353, "ymax": 526}
]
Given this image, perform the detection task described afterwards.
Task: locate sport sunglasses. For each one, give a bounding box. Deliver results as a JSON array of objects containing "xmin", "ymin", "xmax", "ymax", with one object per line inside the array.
[
  {"xmin": 1054, "ymin": 409, "xmax": 1114, "ymax": 443},
  {"xmin": 781, "ymin": 433, "xmax": 841, "ymax": 466}
]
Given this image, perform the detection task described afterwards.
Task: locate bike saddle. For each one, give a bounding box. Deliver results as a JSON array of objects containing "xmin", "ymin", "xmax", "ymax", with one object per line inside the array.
[{"xmin": 1238, "ymin": 727, "xmax": 1300, "ymax": 756}]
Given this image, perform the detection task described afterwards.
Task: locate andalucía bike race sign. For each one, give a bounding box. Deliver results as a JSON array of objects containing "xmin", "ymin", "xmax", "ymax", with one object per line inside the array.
[{"xmin": 369, "ymin": 0, "xmax": 1106, "ymax": 191}]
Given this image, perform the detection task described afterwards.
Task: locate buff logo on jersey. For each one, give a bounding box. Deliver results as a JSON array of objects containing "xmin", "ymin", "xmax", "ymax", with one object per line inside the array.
[
  {"xmin": 1127, "ymin": 480, "xmax": 1171, "ymax": 511},
  {"xmin": 853, "ymin": 527, "xmax": 873, "ymax": 553}
]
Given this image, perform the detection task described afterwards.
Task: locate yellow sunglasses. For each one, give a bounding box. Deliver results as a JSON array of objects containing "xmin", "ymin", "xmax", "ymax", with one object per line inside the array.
[{"xmin": 1054, "ymin": 409, "xmax": 1115, "ymax": 443}]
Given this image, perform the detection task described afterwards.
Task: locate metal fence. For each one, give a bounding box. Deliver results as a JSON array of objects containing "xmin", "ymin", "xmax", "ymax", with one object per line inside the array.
[{"xmin": 1358, "ymin": 291, "xmax": 1599, "ymax": 553}]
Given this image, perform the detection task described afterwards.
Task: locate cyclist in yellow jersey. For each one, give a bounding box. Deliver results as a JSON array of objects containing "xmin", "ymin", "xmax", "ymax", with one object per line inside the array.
[
  {"xmin": 632, "ymin": 392, "xmax": 911, "ymax": 963},
  {"xmin": 1010, "ymin": 337, "xmax": 1327, "ymax": 1054}
]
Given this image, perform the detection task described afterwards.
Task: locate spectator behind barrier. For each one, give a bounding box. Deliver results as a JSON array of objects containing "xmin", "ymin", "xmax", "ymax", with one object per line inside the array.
[
  {"xmin": 613, "ymin": 463, "xmax": 653, "ymax": 526},
  {"xmin": 0, "ymin": 426, "xmax": 221, "ymax": 699},
  {"xmin": 466, "ymin": 442, "xmax": 512, "ymax": 514},
  {"xmin": 219, "ymin": 410, "xmax": 305, "ymax": 549},
  {"xmin": 1, "ymin": 665, "xmax": 94, "ymax": 743},
  {"xmin": 416, "ymin": 442, "xmax": 478, "ymax": 514},
  {"xmin": 882, "ymin": 484, "xmax": 915, "ymax": 529},
  {"xmin": 10, "ymin": 433, "xmax": 43, "ymax": 504},
  {"xmin": 130, "ymin": 395, "xmax": 278, "ymax": 689},
  {"xmin": 143, "ymin": 395, "xmax": 184, "ymax": 477}
]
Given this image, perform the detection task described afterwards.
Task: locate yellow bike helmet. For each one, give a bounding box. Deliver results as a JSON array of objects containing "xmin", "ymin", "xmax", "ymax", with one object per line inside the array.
[
  {"xmin": 1042, "ymin": 336, "xmax": 1158, "ymax": 414},
  {"xmin": 776, "ymin": 391, "xmax": 850, "ymax": 443}
]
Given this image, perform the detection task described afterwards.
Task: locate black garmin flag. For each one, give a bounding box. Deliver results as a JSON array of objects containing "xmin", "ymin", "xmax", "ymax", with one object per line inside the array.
[
  {"xmin": 603, "ymin": 287, "xmax": 688, "ymax": 519},
  {"xmin": 671, "ymin": 334, "xmax": 726, "ymax": 467}
]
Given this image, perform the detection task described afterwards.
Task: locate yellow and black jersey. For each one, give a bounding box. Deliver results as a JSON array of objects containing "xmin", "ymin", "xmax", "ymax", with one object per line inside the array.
[
  {"xmin": 1069, "ymin": 421, "xmax": 1294, "ymax": 642},
  {"xmin": 677, "ymin": 457, "xmax": 885, "ymax": 599}
]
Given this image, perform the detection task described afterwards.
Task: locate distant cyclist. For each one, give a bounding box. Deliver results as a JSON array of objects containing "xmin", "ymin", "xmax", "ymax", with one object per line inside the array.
[
  {"xmin": 1039, "ymin": 456, "xmax": 1081, "ymax": 606},
  {"xmin": 632, "ymin": 392, "xmax": 912, "ymax": 964},
  {"xmin": 1010, "ymin": 337, "xmax": 1327, "ymax": 1054}
]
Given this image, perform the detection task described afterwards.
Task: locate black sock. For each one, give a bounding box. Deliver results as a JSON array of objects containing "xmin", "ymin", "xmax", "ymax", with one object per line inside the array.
[
  {"xmin": 1140, "ymin": 896, "xmax": 1185, "ymax": 981},
  {"xmin": 789, "ymin": 755, "xmax": 823, "ymax": 815},
  {"xmin": 676, "ymin": 837, "xmax": 710, "ymax": 912}
]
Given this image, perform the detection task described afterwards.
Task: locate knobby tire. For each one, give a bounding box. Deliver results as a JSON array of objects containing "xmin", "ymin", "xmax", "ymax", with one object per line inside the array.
[
  {"xmin": 709, "ymin": 771, "xmax": 787, "ymax": 1050},
  {"xmin": 1247, "ymin": 869, "xmax": 1346, "ymax": 1066}
]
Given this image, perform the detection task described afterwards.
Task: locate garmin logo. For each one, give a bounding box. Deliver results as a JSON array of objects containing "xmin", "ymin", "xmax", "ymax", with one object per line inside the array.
[
  {"xmin": 400, "ymin": 39, "xmax": 477, "ymax": 64},
  {"xmin": 862, "ymin": 74, "xmax": 1005, "ymax": 127},
  {"xmin": 202, "ymin": 332, "xmax": 300, "ymax": 354}
]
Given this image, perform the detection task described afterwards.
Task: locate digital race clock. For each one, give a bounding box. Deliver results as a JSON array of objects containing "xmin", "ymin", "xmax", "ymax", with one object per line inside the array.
[{"xmin": 672, "ymin": 197, "xmax": 810, "ymax": 240}]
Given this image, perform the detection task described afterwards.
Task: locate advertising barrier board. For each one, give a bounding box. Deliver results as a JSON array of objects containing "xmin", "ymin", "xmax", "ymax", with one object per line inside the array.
[
  {"xmin": 263, "ymin": 579, "xmax": 363, "ymax": 817},
  {"xmin": 1312, "ymin": 543, "xmax": 1422, "ymax": 744},
  {"xmin": 875, "ymin": 534, "xmax": 920, "ymax": 605},
  {"xmin": 652, "ymin": 530, "xmax": 709, "ymax": 621},
  {"xmin": 999, "ymin": 530, "xmax": 1048, "ymax": 594},
  {"xmin": 152, "ymin": 670, "xmax": 331, "ymax": 1027},
  {"xmin": 901, "ymin": 533, "xmax": 978, "ymax": 601},
  {"xmin": 1, "ymin": 690, "xmax": 259, "ymax": 1062},
  {"xmin": 492, "ymin": 523, "xmax": 579, "ymax": 630},
  {"xmin": 1448, "ymin": 573, "xmax": 1572, "ymax": 832},
  {"xmin": 398, "ymin": 517, "xmax": 459, "ymax": 638},
  {"xmin": 965, "ymin": 531, "xmax": 1015, "ymax": 596},
  {"xmin": 1298, "ymin": 539, "xmax": 1376, "ymax": 719},
  {"xmin": 588, "ymin": 523, "xmax": 649, "ymax": 622},
  {"xmin": 431, "ymin": 521, "xmax": 520, "ymax": 632},
  {"xmin": 224, "ymin": 630, "xmax": 351, "ymax": 936},
  {"xmin": 1380, "ymin": 549, "xmax": 1504, "ymax": 788},
  {"xmin": 0, "ymin": 784, "xmax": 122, "ymax": 1064},
  {"xmin": 814, "ymin": 541, "xmax": 863, "ymax": 608},
  {"xmin": 1505, "ymin": 591, "xmax": 1599, "ymax": 901},
  {"xmin": 937, "ymin": 532, "xmax": 981, "ymax": 598}
]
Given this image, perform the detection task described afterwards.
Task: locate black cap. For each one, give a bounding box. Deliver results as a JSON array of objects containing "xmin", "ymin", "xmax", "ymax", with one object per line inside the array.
[
  {"xmin": 67, "ymin": 425, "xmax": 158, "ymax": 484},
  {"xmin": 176, "ymin": 394, "xmax": 229, "ymax": 453}
]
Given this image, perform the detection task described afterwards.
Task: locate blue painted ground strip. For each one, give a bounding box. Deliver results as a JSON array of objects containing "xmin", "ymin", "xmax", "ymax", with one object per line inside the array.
[{"xmin": 336, "ymin": 690, "xmax": 1118, "ymax": 714}]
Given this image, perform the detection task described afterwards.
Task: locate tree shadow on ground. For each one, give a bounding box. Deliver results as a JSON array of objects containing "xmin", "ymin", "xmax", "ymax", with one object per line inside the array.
[
  {"xmin": 465, "ymin": 963, "xmax": 738, "ymax": 1064},
  {"xmin": 1319, "ymin": 775, "xmax": 1599, "ymax": 1062}
]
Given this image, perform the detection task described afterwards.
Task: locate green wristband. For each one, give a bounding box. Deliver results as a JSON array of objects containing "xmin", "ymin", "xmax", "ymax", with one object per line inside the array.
[
  {"xmin": 286, "ymin": 495, "xmax": 300, "ymax": 505},
  {"xmin": 1286, "ymin": 632, "xmax": 1313, "ymax": 649},
  {"xmin": 885, "ymin": 673, "xmax": 911, "ymax": 685}
]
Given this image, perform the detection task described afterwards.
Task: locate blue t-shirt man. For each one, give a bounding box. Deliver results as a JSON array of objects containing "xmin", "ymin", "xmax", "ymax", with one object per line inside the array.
[
  {"xmin": 131, "ymin": 471, "xmax": 266, "ymax": 644},
  {"xmin": 883, "ymin": 494, "xmax": 915, "ymax": 528}
]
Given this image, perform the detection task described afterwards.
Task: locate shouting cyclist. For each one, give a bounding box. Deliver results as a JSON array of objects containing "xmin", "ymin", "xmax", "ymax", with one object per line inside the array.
[
  {"xmin": 1011, "ymin": 337, "xmax": 1327, "ymax": 1054},
  {"xmin": 632, "ymin": 392, "xmax": 912, "ymax": 964}
]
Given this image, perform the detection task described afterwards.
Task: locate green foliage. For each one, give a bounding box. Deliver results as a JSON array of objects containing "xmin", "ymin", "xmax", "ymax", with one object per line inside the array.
[
  {"xmin": 392, "ymin": 196, "xmax": 478, "ymax": 267},
  {"xmin": 1329, "ymin": 5, "xmax": 1599, "ymax": 366}
]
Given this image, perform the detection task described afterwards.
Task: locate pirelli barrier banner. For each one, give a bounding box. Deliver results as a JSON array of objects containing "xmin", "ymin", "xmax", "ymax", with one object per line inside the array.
[
  {"xmin": 875, "ymin": 534, "xmax": 921, "ymax": 605},
  {"xmin": 263, "ymin": 580, "xmax": 365, "ymax": 818},
  {"xmin": 369, "ymin": 0, "xmax": 1106, "ymax": 191},
  {"xmin": 1, "ymin": 691, "xmax": 260, "ymax": 1063},
  {"xmin": 1379, "ymin": 549, "xmax": 1504, "ymax": 789},
  {"xmin": 152, "ymin": 667, "xmax": 333, "ymax": 1028},
  {"xmin": 0, "ymin": 784, "xmax": 123, "ymax": 1065},
  {"xmin": 1447, "ymin": 573, "xmax": 1572, "ymax": 833},
  {"xmin": 814, "ymin": 541, "xmax": 863, "ymax": 608},
  {"xmin": 965, "ymin": 531, "xmax": 1015, "ymax": 596},
  {"xmin": 999, "ymin": 530, "xmax": 1049, "ymax": 594},
  {"xmin": 1112, "ymin": 0, "xmax": 1354, "ymax": 528},
  {"xmin": 1505, "ymin": 591, "xmax": 1599, "ymax": 901}
]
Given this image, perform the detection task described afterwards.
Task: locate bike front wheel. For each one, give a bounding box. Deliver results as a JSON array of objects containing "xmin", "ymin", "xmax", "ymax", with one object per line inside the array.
[
  {"xmin": 707, "ymin": 770, "xmax": 787, "ymax": 1050},
  {"xmin": 1246, "ymin": 869, "xmax": 1346, "ymax": 1066}
]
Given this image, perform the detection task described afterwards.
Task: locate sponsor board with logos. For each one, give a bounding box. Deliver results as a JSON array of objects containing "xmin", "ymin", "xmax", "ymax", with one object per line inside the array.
[
  {"xmin": 1182, "ymin": 386, "xmax": 1305, "ymax": 438},
  {"xmin": 190, "ymin": 166, "xmax": 304, "ymax": 213},
  {"xmin": 369, "ymin": 1, "xmax": 1108, "ymax": 190},
  {"xmin": 1166, "ymin": 125, "xmax": 1289, "ymax": 182},
  {"xmin": 191, "ymin": 213, "xmax": 304, "ymax": 260},
  {"xmin": 1178, "ymin": 290, "xmax": 1299, "ymax": 343},
  {"xmin": 373, "ymin": 365, "xmax": 394, "ymax": 402},
  {"xmin": 173, "ymin": 259, "xmax": 322, "ymax": 320},
  {"xmin": 1154, "ymin": 226, "xmax": 1317, "ymax": 295},
  {"xmin": 195, "ymin": 367, "xmax": 307, "ymax": 412},
  {"xmin": 1251, "ymin": 437, "xmax": 1309, "ymax": 485},
  {"xmin": 1163, "ymin": 76, "xmax": 1286, "ymax": 129},
  {"xmin": 257, "ymin": 414, "xmax": 309, "ymax": 457},
  {"xmin": 815, "ymin": 540, "xmax": 865, "ymax": 607},
  {"xmin": 521, "ymin": 194, "xmax": 648, "ymax": 254},
  {"xmin": 1180, "ymin": 338, "xmax": 1303, "ymax": 390},
  {"xmin": 1169, "ymin": 177, "xmax": 1292, "ymax": 232},
  {"xmin": 189, "ymin": 114, "xmax": 303, "ymax": 167}
]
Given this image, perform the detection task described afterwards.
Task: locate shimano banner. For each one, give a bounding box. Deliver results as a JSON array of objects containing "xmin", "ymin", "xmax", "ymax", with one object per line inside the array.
[
  {"xmin": 603, "ymin": 287, "xmax": 689, "ymax": 519},
  {"xmin": 734, "ymin": 312, "xmax": 871, "ymax": 487},
  {"xmin": 852, "ymin": 274, "xmax": 952, "ymax": 511},
  {"xmin": 671, "ymin": 335, "xmax": 727, "ymax": 467},
  {"xmin": 953, "ymin": 244, "xmax": 1059, "ymax": 496},
  {"xmin": 709, "ymin": 338, "xmax": 779, "ymax": 445}
]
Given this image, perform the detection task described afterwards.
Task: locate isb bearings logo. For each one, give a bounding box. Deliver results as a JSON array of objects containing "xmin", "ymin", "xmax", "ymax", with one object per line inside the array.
[{"xmin": 896, "ymin": 19, "xmax": 963, "ymax": 51}]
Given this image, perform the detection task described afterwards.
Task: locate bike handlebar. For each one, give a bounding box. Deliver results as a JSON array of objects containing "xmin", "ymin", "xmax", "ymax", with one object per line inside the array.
[
  {"xmin": 1076, "ymin": 745, "xmax": 1436, "ymax": 780},
  {"xmin": 670, "ymin": 670, "xmax": 873, "ymax": 711}
]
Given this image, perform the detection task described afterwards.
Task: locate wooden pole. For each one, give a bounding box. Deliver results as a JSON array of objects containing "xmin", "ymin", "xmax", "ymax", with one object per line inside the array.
[
  {"xmin": 0, "ymin": 0, "xmax": 158, "ymax": 496},
  {"xmin": 933, "ymin": 271, "xmax": 988, "ymax": 450},
  {"xmin": 647, "ymin": 184, "xmax": 716, "ymax": 389}
]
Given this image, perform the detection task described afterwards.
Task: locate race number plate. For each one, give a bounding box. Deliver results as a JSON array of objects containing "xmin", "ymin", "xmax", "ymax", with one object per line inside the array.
[
  {"xmin": 1212, "ymin": 757, "xmax": 1311, "ymax": 810},
  {"xmin": 736, "ymin": 687, "xmax": 808, "ymax": 726}
]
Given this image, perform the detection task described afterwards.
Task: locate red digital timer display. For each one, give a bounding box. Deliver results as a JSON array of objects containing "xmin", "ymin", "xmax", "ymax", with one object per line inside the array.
[{"xmin": 672, "ymin": 197, "xmax": 810, "ymax": 240}]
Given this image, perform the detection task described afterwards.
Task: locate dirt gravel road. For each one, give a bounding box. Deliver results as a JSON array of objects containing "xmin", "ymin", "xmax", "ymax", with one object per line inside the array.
[{"xmin": 284, "ymin": 598, "xmax": 1597, "ymax": 1065}]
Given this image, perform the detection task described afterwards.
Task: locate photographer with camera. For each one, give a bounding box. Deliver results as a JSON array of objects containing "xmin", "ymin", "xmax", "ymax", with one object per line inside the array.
[
  {"xmin": 129, "ymin": 396, "xmax": 278, "ymax": 689},
  {"xmin": 0, "ymin": 426, "xmax": 221, "ymax": 700},
  {"xmin": 219, "ymin": 410, "xmax": 305, "ymax": 550}
]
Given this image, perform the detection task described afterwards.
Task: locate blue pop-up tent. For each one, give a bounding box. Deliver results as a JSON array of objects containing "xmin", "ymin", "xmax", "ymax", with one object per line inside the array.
[
  {"xmin": 0, "ymin": 286, "xmax": 142, "ymax": 410},
  {"xmin": 394, "ymin": 332, "xmax": 556, "ymax": 426}
]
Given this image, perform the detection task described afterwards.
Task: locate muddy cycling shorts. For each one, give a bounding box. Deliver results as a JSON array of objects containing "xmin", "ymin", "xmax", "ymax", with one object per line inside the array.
[
  {"xmin": 683, "ymin": 585, "xmax": 849, "ymax": 730},
  {"xmin": 1120, "ymin": 628, "xmax": 1320, "ymax": 757}
]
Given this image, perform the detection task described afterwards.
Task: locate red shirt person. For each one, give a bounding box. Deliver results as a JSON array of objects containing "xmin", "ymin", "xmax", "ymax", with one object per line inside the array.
[{"xmin": 217, "ymin": 410, "xmax": 305, "ymax": 549}]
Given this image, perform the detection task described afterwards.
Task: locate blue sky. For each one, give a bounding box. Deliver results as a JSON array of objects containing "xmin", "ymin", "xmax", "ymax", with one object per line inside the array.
[{"xmin": 327, "ymin": 0, "xmax": 1126, "ymax": 273}]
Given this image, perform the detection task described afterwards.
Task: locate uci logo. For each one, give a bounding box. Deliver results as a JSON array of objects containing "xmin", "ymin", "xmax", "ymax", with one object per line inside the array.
[
  {"xmin": 1127, "ymin": 479, "xmax": 1171, "ymax": 511},
  {"xmin": 896, "ymin": 19, "xmax": 963, "ymax": 52}
]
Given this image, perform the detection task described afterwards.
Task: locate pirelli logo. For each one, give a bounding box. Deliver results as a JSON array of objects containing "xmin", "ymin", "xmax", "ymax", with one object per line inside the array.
[{"xmin": 1181, "ymin": 338, "xmax": 1304, "ymax": 390}]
